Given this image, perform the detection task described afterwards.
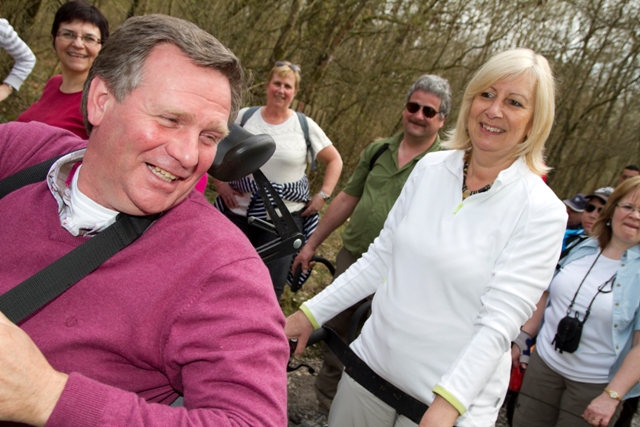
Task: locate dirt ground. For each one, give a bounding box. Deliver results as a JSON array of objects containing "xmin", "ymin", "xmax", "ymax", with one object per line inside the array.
[{"xmin": 287, "ymin": 358, "xmax": 323, "ymax": 427}]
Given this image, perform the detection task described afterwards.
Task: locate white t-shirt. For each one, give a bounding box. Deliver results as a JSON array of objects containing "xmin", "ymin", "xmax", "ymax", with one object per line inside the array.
[
  {"xmin": 538, "ymin": 252, "xmax": 620, "ymax": 382},
  {"xmin": 229, "ymin": 107, "xmax": 332, "ymax": 215}
]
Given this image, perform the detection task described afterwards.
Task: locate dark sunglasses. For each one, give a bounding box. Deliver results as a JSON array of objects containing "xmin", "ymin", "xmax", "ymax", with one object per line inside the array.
[
  {"xmin": 406, "ymin": 102, "xmax": 439, "ymax": 118},
  {"xmin": 585, "ymin": 203, "xmax": 603, "ymax": 214},
  {"xmin": 275, "ymin": 61, "xmax": 301, "ymax": 73}
]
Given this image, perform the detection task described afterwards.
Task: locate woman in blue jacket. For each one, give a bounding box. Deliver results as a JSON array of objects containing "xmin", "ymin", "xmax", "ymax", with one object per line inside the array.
[{"xmin": 512, "ymin": 176, "xmax": 640, "ymax": 427}]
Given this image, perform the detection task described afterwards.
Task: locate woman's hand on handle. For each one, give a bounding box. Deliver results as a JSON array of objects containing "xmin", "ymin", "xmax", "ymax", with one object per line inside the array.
[{"xmin": 285, "ymin": 310, "xmax": 314, "ymax": 356}]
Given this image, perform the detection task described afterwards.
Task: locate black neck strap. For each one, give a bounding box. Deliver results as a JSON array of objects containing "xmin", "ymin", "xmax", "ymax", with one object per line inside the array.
[{"xmin": 0, "ymin": 154, "xmax": 159, "ymax": 324}]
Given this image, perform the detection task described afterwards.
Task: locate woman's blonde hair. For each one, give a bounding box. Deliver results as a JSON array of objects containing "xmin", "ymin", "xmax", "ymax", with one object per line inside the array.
[
  {"xmin": 266, "ymin": 61, "xmax": 301, "ymax": 92},
  {"xmin": 592, "ymin": 176, "xmax": 640, "ymax": 249},
  {"xmin": 441, "ymin": 48, "xmax": 555, "ymax": 176}
]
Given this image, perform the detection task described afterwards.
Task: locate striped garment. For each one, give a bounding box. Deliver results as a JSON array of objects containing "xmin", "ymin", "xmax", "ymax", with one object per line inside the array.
[
  {"xmin": 0, "ymin": 18, "xmax": 36, "ymax": 91},
  {"xmin": 215, "ymin": 175, "xmax": 319, "ymax": 288}
]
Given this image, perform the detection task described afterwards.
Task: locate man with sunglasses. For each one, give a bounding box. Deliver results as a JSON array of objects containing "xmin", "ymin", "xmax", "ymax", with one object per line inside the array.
[
  {"xmin": 291, "ymin": 74, "xmax": 451, "ymax": 427},
  {"xmin": 563, "ymin": 188, "xmax": 614, "ymax": 254}
]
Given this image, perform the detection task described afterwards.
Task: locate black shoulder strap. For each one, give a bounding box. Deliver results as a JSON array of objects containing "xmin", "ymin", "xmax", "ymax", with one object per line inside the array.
[
  {"xmin": 0, "ymin": 213, "xmax": 158, "ymax": 324},
  {"xmin": 239, "ymin": 107, "xmax": 316, "ymax": 171},
  {"xmin": 0, "ymin": 154, "xmax": 158, "ymax": 324},
  {"xmin": 295, "ymin": 112, "xmax": 316, "ymax": 171},
  {"xmin": 369, "ymin": 143, "xmax": 390, "ymax": 171},
  {"xmin": 239, "ymin": 106, "xmax": 260, "ymax": 128},
  {"xmin": 0, "ymin": 154, "xmax": 66, "ymax": 199}
]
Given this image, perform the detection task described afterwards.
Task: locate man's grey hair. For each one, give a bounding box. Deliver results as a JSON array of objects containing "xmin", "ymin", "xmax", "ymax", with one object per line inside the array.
[
  {"xmin": 82, "ymin": 14, "xmax": 245, "ymax": 133},
  {"xmin": 405, "ymin": 74, "xmax": 452, "ymax": 118}
]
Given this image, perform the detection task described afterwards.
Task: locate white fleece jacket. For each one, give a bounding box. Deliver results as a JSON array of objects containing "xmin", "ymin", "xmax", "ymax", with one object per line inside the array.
[{"xmin": 303, "ymin": 149, "xmax": 566, "ymax": 426}]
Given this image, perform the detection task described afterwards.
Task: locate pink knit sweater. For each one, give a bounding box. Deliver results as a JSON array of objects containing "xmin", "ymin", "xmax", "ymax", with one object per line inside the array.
[{"xmin": 0, "ymin": 122, "xmax": 289, "ymax": 427}]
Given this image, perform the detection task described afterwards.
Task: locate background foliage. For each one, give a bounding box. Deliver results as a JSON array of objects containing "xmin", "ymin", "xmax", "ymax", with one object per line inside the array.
[{"xmin": 1, "ymin": 0, "xmax": 639, "ymax": 198}]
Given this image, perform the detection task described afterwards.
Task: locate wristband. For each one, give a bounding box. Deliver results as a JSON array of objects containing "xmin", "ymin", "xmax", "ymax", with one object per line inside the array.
[{"xmin": 513, "ymin": 330, "xmax": 533, "ymax": 364}]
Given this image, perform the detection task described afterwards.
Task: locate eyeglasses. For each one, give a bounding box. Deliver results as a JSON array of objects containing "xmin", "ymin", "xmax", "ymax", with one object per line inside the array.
[
  {"xmin": 406, "ymin": 101, "xmax": 439, "ymax": 118},
  {"xmin": 585, "ymin": 204, "xmax": 603, "ymax": 214},
  {"xmin": 616, "ymin": 204, "xmax": 640, "ymax": 215},
  {"xmin": 57, "ymin": 30, "xmax": 102, "ymax": 47},
  {"xmin": 275, "ymin": 61, "xmax": 301, "ymax": 73}
]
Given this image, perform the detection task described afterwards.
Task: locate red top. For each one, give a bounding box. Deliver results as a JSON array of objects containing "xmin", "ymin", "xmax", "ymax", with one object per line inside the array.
[{"xmin": 17, "ymin": 74, "xmax": 88, "ymax": 139}]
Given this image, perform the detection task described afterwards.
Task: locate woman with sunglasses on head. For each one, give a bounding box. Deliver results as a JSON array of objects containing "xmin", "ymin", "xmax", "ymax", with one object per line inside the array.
[
  {"xmin": 16, "ymin": 1, "xmax": 108, "ymax": 139},
  {"xmin": 285, "ymin": 48, "xmax": 567, "ymax": 427},
  {"xmin": 512, "ymin": 177, "xmax": 640, "ymax": 427},
  {"xmin": 213, "ymin": 61, "xmax": 342, "ymax": 300}
]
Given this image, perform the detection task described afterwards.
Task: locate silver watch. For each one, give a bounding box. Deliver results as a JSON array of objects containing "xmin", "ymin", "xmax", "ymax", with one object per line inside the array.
[{"xmin": 318, "ymin": 191, "xmax": 331, "ymax": 201}]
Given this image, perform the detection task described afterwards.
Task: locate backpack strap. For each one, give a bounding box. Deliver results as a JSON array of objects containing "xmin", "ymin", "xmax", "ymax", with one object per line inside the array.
[
  {"xmin": 295, "ymin": 112, "xmax": 316, "ymax": 171},
  {"xmin": 239, "ymin": 107, "xmax": 316, "ymax": 171},
  {"xmin": 0, "ymin": 154, "xmax": 66, "ymax": 199},
  {"xmin": 0, "ymin": 213, "xmax": 158, "ymax": 324},
  {"xmin": 239, "ymin": 106, "xmax": 260, "ymax": 127},
  {"xmin": 368, "ymin": 143, "xmax": 390, "ymax": 171},
  {"xmin": 0, "ymin": 152, "xmax": 158, "ymax": 324}
]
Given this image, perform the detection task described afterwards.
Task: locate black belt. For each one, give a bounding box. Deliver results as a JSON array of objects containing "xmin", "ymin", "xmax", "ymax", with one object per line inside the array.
[{"xmin": 322, "ymin": 327, "xmax": 429, "ymax": 424}]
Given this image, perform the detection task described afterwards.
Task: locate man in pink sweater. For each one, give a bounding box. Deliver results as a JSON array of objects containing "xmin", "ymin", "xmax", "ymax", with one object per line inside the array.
[{"xmin": 0, "ymin": 15, "xmax": 288, "ymax": 427}]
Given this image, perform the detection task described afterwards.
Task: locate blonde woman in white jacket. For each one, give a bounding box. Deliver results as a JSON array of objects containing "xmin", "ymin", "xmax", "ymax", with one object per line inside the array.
[{"xmin": 286, "ymin": 48, "xmax": 567, "ymax": 427}]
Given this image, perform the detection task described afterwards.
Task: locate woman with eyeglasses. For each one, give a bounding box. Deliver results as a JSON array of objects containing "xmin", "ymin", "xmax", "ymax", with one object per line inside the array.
[
  {"xmin": 511, "ymin": 177, "xmax": 640, "ymax": 427},
  {"xmin": 213, "ymin": 60, "xmax": 342, "ymax": 300},
  {"xmin": 16, "ymin": 1, "xmax": 108, "ymax": 139},
  {"xmin": 285, "ymin": 48, "xmax": 567, "ymax": 427}
]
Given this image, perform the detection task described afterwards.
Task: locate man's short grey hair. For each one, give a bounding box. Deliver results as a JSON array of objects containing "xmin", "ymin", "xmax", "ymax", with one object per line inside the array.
[
  {"xmin": 82, "ymin": 14, "xmax": 245, "ymax": 133},
  {"xmin": 405, "ymin": 74, "xmax": 452, "ymax": 118}
]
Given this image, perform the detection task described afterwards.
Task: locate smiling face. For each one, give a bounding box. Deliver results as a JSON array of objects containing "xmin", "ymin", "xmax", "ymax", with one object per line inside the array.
[
  {"xmin": 54, "ymin": 20, "xmax": 102, "ymax": 77},
  {"xmin": 402, "ymin": 89, "xmax": 445, "ymax": 143},
  {"xmin": 79, "ymin": 43, "xmax": 231, "ymax": 215},
  {"xmin": 610, "ymin": 189, "xmax": 640, "ymax": 249},
  {"xmin": 467, "ymin": 74, "xmax": 536, "ymax": 162},
  {"xmin": 266, "ymin": 73, "xmax": 296, "ymax": 110}
]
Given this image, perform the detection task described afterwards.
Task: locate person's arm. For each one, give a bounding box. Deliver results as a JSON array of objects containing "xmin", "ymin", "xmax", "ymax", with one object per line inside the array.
[
  {"xmin": 511, "ymin": 291, "xmax": 548, "ymax": 368},
  {"xmin": 418, "ymin": 396, "xmax": 460, "ymax": 427},
  {"xmin": 0, "ymin": 257, "xmax": 288, "ymax": 427},
  {"xmin": 429, "ymin": 190, "xmax": 566, "ymax": 423},
  {"xmin": 0, "ymin": 19, "xmax": 36, "ymax": 98},
  {"xmin": 0, "ymin": 311, "xmax": 68, "ymax": 426},
  {"xmin": 301, "ymin": 144, "xmax": 343, "ymax": 217},
  {"xmin": 582, "ymin": 331, "xmax": 640, "ymax": 427},
  {"xmin": 293, "ymin": 191, "xmax": 360, "ymax": 273}
]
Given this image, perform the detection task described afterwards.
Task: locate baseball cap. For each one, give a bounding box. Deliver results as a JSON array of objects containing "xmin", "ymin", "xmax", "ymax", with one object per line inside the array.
[
  {"xmin": 586, "ymin": 187, "xmax": 614, "ymax": 204},
  {"xmin": 563, "ymin": 193, "xmax": 587, "ymax": 212}
]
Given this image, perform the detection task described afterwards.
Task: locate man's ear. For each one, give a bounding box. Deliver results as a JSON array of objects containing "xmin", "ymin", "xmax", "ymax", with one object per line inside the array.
[{"xmin": 86, "ymin": 77, "xmax": 111, "ymax": 127}]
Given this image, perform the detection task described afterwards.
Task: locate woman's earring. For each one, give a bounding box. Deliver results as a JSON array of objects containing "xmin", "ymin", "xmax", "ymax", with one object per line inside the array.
[{"xmin": 607, "ymin": 220, "xmax": 611, "ymax": 227}]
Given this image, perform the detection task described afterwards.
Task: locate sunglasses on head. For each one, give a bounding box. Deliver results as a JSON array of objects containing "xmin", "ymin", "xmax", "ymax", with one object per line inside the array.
[
  {"xmin": 275, "ymin": 61, "xmax": 301, "ymax": 73},
  {"xmin": 406, "ymin": 102, "xmax": 439, "ymax": 119},
  {"xmin": 585, "ymin": 203, "xmax": 603, "ymax": 213}
]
